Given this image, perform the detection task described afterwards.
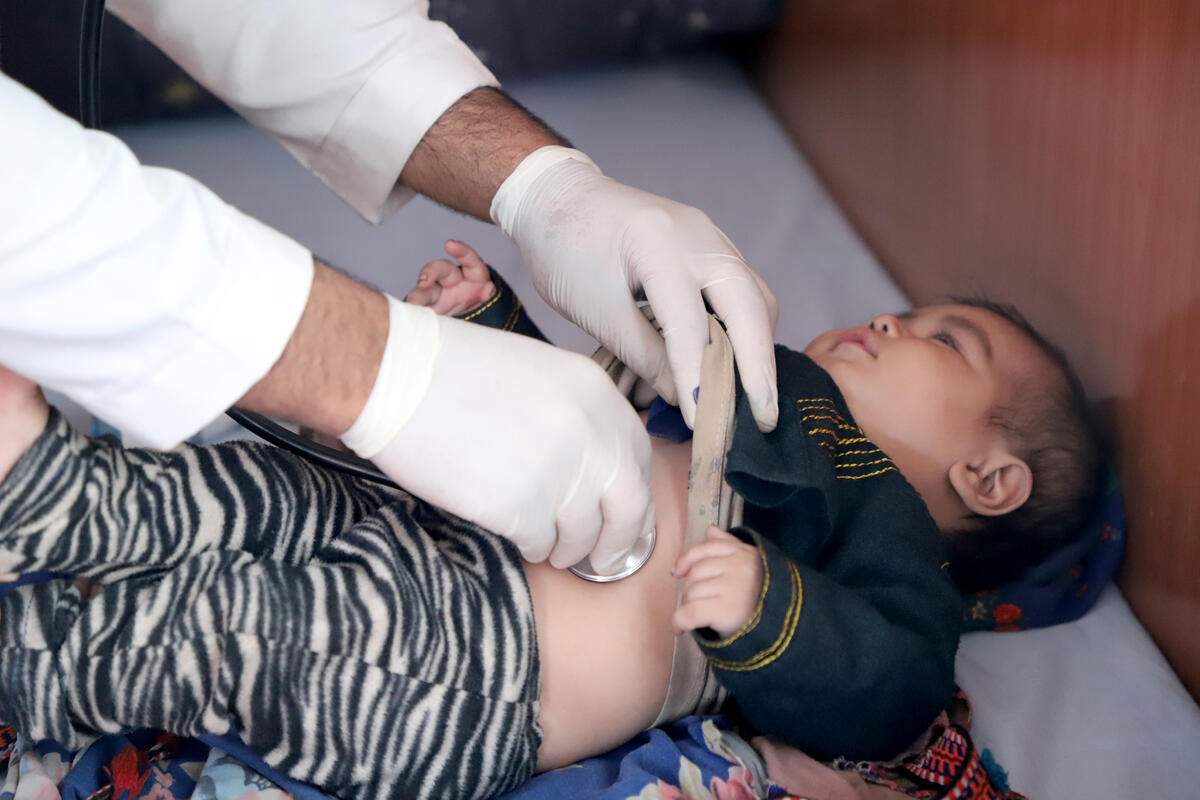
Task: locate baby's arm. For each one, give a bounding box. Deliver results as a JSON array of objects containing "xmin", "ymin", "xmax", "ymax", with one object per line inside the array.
[
  {"xmin": 687, "ymin": 522, "xmax": 960, "ymax": 761},
  {"xmin": 406, "ymin": 241, "xmax": 551, "ymax": 343}
]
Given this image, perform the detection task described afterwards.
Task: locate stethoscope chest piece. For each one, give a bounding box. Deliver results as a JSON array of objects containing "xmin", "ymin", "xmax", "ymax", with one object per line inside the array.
[{"xmin": 568, "ymin": 526, "xmax": 656, "ymax": 582}]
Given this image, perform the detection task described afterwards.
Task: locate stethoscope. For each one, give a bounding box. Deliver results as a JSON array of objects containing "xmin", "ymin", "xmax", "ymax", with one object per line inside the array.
[{"xmin": 72, "ymin": 0, "xmax": 652, "ymax": 582}]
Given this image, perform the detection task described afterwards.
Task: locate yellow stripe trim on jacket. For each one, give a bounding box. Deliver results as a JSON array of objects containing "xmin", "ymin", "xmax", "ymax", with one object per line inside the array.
[
  {"xmin": 704, "ymin": 561, "xmax": 803, "ymax": 672},
  {"xmin": 698, "ymin": 544, "xmax": 770, "ymax": 649}
]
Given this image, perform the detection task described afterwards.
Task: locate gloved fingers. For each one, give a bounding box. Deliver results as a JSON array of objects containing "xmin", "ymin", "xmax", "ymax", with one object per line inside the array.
[
  {"xmin": 602, "ymin": 302, "xmax": 679, "ymax": 408},
  {"xmin": 745, "ymin": 263, "xmax": 780, "ymax": 334},
  {"xmin": 444, "ymin": 239, "xmax": 491, "ymax": 284},
  {"xmin": 547, "ymin": 483, "xmax": 603, "ymax": 570},
  {"xmin": 588, "ymin": 442, "xmax": 655, "ymax": 574},
  {"xmin": 707, "ymin": 226, "xmax": 780, "ymax": 334},
  {"xmin": 515, "ymin": 513, "xmax": 558, "ymax": 566},
  {"xmin": 640, "ymin": 265, "xmax": 710, "ymax": 429},
  {"xmin": 703, "ymin": 263, "xmax": 780, "ymax": 433}
]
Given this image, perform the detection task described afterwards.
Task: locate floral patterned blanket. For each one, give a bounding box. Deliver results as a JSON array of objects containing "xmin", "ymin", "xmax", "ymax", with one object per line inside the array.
[
  {"xmin": 1, "ymin": 719, "xmax": 776, "ymax": 800},
  {"xmin": 1, "ymin": 707, "xmax": 1022, "ymax": 800}
]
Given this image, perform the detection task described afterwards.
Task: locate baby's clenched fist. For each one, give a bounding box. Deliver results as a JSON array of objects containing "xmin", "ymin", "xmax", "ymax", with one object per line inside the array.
[{"xmin": 671, "ymin": 525, "xmax": 762, "ymax": 639}]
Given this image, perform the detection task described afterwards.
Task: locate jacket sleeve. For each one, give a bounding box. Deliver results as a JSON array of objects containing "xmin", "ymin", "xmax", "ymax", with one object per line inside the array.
[
  {"xmin": 109, "ymin": 0, "xmax": 499, "ymax": 222},
  {"xmin": 0, "ymin": 73, "xmax": 312, "ymax": 449},
  {"xmin": 453, "ymin": 268, "xmax": 551, "ymax": 344},
  {"xmin": 695, "ymin": 524, "xmax": 961, "ymax": 761}
]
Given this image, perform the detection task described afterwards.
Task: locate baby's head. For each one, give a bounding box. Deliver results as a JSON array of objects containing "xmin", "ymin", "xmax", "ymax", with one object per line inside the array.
[{"xmin": 805, "ymin": 300, "xmax": 1103, "ymax": 592}]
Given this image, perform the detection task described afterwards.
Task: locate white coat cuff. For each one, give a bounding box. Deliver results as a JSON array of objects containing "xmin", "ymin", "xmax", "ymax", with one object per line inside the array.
[{"xmin": 310, "ymin": 22, "xmax": 499, "ymax": 223}]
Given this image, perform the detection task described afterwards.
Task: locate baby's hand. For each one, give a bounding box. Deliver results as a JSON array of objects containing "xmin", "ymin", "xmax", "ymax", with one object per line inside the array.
[
  {"xmin": 671, "ymin": 526, "xmax": 762, "ymax": 639},
  {"xmin": 405, "ymin": 240, "xmax": 496, "ymax": 316}
]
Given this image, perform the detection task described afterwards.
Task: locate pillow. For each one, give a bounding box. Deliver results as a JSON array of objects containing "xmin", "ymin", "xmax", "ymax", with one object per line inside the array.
[{"xmin": 961, "ymin": 469, "xmax": 1126, "ymax": 632}]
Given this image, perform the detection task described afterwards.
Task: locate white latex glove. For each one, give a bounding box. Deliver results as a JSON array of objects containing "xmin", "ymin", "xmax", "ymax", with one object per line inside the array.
[
  {"xmin": 340, "ymin": 296, "xmax": 654, "ymax": 571},
  {"xmin": 491, "ymin": 146, "xmax": 780, "ymax": 431}
]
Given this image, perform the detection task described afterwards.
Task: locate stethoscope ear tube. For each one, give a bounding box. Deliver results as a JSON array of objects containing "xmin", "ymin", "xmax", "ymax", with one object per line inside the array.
[
  {"xmin": 80, "ymin": 0, "xmax": 107, "ymax": 128},
  {"xmin": 225, "ymin": 408, "xmax": 397, "ymax": 486}
]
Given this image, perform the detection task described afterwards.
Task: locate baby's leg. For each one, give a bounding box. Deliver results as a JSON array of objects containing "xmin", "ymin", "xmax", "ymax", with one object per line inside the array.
[
  {"xmin": 0, "ymin": 575, "xmax": 91, "ymax": 747},
  {"xmin": 2, "ymin": 500, "xmax": 540, "ymax": 800},
  {"xmin": 0, "ymin": 396, "xmax": 402, "ymax": 581},
  {"xmin": 0, "ymin": 366, "xmax": 48, "ymax": 485}
]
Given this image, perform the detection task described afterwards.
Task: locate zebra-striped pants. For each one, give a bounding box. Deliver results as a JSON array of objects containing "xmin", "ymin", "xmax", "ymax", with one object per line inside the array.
[{"xmin": 0, "ymin": 409, "xmax": 542, "ymax": 800}]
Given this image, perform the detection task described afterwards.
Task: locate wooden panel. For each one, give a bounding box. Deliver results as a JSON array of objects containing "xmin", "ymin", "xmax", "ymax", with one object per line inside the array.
[{"xmin": 755, "ymin": 0, "xmax": 1200, "ymax": 694}]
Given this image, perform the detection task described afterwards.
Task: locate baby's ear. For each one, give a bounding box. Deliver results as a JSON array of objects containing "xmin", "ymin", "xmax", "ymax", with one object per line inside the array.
[{"xmin": 947, "ymin": 451, "xmax": 1032, "ymax": 517}]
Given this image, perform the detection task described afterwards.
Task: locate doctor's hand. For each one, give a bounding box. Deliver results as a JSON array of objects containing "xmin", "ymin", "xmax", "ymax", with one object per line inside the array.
[
  {"xmin": 339, "ymin": 297, "xmax": 654, "ymax": 572},
  {"xmin": 490, "ymin": 146, "xmax": 780, "ymax": 433}
]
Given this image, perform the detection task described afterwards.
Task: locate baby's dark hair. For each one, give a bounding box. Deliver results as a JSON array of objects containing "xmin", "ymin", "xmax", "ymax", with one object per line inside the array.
[{"xmin": 943, "ymin": 298, "xmax": 1105, "ymax": 593}]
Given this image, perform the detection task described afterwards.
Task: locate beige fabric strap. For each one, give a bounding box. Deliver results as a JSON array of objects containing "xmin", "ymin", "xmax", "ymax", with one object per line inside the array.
[
  {"xmin": 591, "ymin": 312, "xmax": 741, "ymax": 725},
  {"xmin": 684, "ymin": 316, "xmax": 745, "ymax": 545},
  {"xmin": 656, "ymin": 316, "xmax": 740, "ymax": 725}
]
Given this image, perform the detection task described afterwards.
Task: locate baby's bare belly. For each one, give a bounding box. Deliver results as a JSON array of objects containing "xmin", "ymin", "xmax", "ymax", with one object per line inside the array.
[{"xmin": 522, "ymin": 433, "xmax": 691, "ymax": 772}]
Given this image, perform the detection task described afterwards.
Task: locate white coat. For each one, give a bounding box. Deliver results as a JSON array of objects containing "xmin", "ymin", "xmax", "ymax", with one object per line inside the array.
[{"xmin": 0, "ymin": 0, "xmax": 497, "ymax": 447}]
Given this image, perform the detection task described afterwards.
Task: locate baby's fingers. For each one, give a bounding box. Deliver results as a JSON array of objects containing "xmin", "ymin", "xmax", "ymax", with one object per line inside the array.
[
  {"xmin": 704, "ymin": 526, "xmax": 739, "ymax": 543},
  {"xmin": 676, "ymin": 556, "xmax": 730, "ymax": 584},
  {"xmin": 420, "ymin": 258, "xmax": 465, "ymax": 289},
  {"xmin": 673, "ymin": 595, "xmax": 727, "ymax": 636},
  {"xmin": 445, "ymin": 240, "xmax": 491, "ymax": 283},
  {"xmin": 680, "ymin": 574, "xmax": 727, "ymax": 605},
  {"xmin": 405, "ymin": 282, "xmax": 441, "ymax": 307},
  {"xmin": 671, "ymin": 527, "xmax": 741, "ymax": 577}
]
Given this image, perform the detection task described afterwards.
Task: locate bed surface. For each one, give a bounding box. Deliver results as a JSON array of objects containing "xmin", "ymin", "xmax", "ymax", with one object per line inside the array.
[{"xmin": 97, "ymin": 54, "xmax": 1200, "ymax": 798}]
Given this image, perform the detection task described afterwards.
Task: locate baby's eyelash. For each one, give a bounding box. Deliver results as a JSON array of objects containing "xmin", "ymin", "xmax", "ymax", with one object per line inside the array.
[{"xmin": 932, "ymin": 330, "xmax": 960, "ymax": 351}]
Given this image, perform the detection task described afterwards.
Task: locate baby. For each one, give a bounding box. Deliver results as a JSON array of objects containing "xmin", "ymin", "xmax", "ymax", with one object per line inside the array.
[
  {"xmin": 0, "ymin": 242, "xmax": 1101, "ymax": 800},
  {"xmin": 410, "ymin": 241, "xmax": 1103, "ymax": 594}
]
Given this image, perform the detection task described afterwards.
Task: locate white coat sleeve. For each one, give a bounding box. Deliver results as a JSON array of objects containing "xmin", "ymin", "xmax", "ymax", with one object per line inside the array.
[
  {"xmin": 0, "ymin": 73, "xmax": 314, "ymax": 449},
  {"xmin": 108, "ymin": 0, "xmax": 500, "ymax": 223}
]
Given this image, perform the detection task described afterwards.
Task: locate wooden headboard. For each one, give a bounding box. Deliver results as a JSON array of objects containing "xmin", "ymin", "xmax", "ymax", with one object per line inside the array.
[{"xmin": 754, "ymin": 0, "xmax": 1200, "ymax": 696}]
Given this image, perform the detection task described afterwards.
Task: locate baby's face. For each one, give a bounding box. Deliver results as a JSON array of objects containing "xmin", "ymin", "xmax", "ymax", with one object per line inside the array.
[{"xmin": 804, "ymin": 304, "xmax": 1050, "ymax": 527}]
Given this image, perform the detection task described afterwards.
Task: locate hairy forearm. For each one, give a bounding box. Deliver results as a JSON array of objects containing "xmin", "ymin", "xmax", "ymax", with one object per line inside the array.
[
  {"xmin": 238, "ymin": 90, "xmax": 567, "ymax": 434},
  {"xmin": 399, "ymin": 87, "xmax": 569, "ymax": 220},
  {"xmin": 237, "ymin": 259, "xmax": 388, "ymax": 437}
]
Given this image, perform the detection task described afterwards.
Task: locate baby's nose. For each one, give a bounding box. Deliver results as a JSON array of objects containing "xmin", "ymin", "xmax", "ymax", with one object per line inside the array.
[{"xmin": 867, "ymin": 313, "xmax": 903, "ymax": 336}]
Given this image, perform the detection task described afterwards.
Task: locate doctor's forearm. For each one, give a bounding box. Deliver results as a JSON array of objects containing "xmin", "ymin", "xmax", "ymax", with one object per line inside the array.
[
  {"xmin": 237, "ymin": 259, "xmax": 388, "ymax": 437},
  {"xmin": 399, "ymin": 87, "xmax": 567, "ymax": 220}
]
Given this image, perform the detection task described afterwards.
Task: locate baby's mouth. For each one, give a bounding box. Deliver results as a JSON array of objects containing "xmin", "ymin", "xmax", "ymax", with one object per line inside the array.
[{"xmin": 837, "ymin": 327, "xmax": 878, "ymax": 358}]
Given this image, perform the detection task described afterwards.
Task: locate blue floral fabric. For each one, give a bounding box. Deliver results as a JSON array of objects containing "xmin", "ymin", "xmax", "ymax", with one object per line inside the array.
[
  {"xmin": 0, "ymin": 718, "xmax": 786, "ymax": 800},
  {"xmin": 962, "ymin": 469, "xmax": 1126, "ymax": 632},
  {"xmin": 497, "ymin": 717, "xmax": 786, "ymax": 800}
]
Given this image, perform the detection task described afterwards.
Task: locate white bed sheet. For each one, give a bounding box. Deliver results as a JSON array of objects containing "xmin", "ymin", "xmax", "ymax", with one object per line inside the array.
[
  {"xmin": 108, "ymin": 54, "xmax": 1200, "ymax": 798},
  {"xmin": 959, "ymin": 585, "xmax": 1200, "ymax": 798}
]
